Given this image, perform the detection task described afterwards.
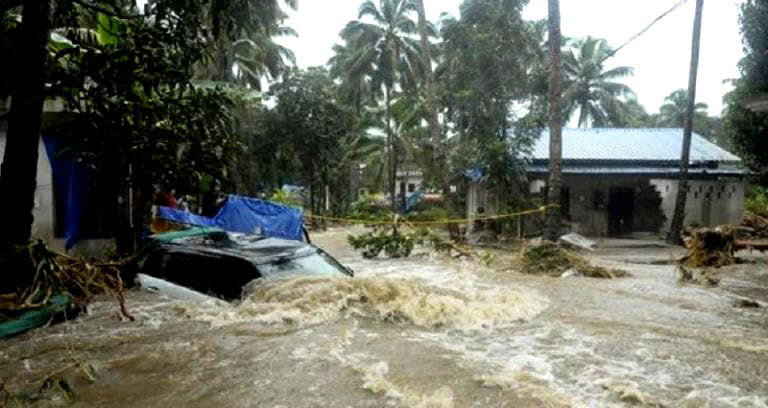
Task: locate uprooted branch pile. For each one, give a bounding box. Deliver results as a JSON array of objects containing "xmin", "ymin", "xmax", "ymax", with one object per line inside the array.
[
  {"xmin": 681, "ymin": 228, "xmax": 736, "ymax": 268},
  {"xmin": 519, "ymin": 242, "xmax": 628, "ymax": 279},
  {"xmin": 0, "ymin": 241, "xmax": 132, "ymax": 321}
]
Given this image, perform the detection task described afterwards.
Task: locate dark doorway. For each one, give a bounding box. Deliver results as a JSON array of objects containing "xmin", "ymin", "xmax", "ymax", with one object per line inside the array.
[{"xmin": 608, "ymin": 187, "xmax": 634, "ymax": 235}]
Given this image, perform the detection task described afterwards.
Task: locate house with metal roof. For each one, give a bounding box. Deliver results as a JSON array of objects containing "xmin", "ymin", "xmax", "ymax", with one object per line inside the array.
[{"xmin": 466, "ymin": 128, "xmax": 746, "ymax": 237}]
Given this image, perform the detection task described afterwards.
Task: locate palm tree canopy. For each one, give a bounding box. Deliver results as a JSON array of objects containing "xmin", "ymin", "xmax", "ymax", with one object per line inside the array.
[
  {"xmin": 658, "ymin": 88, "xmax": 709, "ymax": 126},
  {"xmin": 563, "ymin": 36, "xmax": 636, "ymax": 127}
]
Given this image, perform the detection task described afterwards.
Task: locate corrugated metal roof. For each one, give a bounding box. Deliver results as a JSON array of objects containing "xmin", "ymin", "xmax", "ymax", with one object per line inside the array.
[
  {"xmin": 527, "ymin": 165, "xmax": 743, "ymax": 175},
  {"xmin": 531, "ymin": 128, "xmax": 741, "ymax": 163}
]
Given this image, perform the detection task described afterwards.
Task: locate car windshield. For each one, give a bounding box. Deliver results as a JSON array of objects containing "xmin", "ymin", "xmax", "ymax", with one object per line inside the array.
[{"xmin": 257, "ymin": 249, "xmax": 349, "ymax": 278}]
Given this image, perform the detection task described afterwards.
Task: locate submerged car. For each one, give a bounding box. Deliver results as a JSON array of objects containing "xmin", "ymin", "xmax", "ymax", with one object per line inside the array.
[{"xmin": 132, "ymin": 228, "xmax": 352, "ymax": 301}]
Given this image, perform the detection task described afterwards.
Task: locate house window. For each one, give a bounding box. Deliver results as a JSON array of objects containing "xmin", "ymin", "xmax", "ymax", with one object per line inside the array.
[
  {"xmin": 694, "ymin": 192, "xmax": 699, "ymax": 199},
  {"xmin": 698, "ymin": 186, "xmax": 703, "ymax": 192},
  {"xmin": 717, "ymin": 192, "xmax": 722, "ymax": 200},
  {"xmin": 408, "ymin": 184, "xmax": 416, "ymax": 193},
  {"xmin": 665, "ymin": 185, "xmax": 670, "ymax": 192}
]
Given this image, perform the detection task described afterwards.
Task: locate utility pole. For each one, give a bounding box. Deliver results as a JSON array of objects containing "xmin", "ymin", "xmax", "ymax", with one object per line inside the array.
[
  {"xmin": 667, "ymin": 0, "xmax": 704, "ymax": 245},
  {"xmin": 545, "ymin": 0, "xmax": 563, "ymax": 242}
]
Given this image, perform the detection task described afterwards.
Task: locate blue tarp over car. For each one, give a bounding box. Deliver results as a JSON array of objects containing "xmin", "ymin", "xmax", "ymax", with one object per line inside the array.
[{"xmin": 156, "ymin": 195, "xmax": 305, "ymax": 241}]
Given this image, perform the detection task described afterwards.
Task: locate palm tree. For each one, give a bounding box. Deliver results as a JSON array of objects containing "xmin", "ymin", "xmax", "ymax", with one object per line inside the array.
[
  {"xmin": 200, "ymin": 0, "xmax": 298, "ymax": 87},
  {"xmin": 328, "ymin": 42, "xmax": 381, "ymax": 116},
  {"xmin": 562, "ymin": 36, "xmax": 635, "ymax": 127},
  {"xmin": 658, "ymin": 89, "xmax": 709, "ymax": 126},
  {"xmin": 667, "ymin": 0, "xmax": 705, "ymax": 245},
  {"xmin": 545, "ymin": 0, "xmax": 563, "ymax": 241},
  {"xmin": 339, "ymin": 0, "xmax": 423, "ymax": 212}
]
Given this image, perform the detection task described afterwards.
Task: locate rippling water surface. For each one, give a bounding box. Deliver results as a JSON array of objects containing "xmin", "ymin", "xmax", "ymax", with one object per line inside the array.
[{"xmin": 2, "ymin": 228, "xmax": 767, "ymax": 407}]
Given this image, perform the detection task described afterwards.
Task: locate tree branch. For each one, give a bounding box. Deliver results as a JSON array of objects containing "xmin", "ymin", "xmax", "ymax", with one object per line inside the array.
[{"xmin": 0, "ymin": 0, "xmax": 23, "ymax": 14}]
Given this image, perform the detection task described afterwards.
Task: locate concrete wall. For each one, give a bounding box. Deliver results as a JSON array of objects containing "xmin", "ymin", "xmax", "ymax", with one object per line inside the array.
[
  {"xmin": 535, "ymin": 175, "xmax": 667, "ymax": 237},
  {"xmin": 395, "ymin": 172, "xmax": 424, "ymax": 196},
  {"xmin": 650, "ymin": 178, "xmax": 745, "ymax": 231},
  {"xmin": 506, "ymin": 173, "xmax": 746, "ymax": 237},
  {"xmin": 0, "ymin": 128, "xmax": 56, "ymax": 242}
]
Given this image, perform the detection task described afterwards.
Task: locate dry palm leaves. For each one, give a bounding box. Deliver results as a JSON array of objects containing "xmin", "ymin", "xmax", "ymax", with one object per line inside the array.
[
  {"xmin": 680, "ymin": 228, "xmax": 736, "ymax": 268},
  {"xmin": 0, "ymin": 241, "xmax": 133, "ymax": 321},
  {"xmin": 741, "ymin": 211, "xmax": 768, "ymax": 239},
  {"xmin": 519, "ymin": 242, "xmax": 628, "ymax": 279}
]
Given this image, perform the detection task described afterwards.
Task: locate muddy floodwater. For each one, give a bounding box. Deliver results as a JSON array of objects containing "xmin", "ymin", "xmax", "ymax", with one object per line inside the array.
[{"xmin": 2, "ymin": 228, "xmax": 767, "ymax": 407}]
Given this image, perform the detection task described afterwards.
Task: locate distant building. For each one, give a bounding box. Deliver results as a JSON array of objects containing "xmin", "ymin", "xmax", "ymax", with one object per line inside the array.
[{"xmin": 466, "ymin": 128, "xmax": 745, "ymax": 237}]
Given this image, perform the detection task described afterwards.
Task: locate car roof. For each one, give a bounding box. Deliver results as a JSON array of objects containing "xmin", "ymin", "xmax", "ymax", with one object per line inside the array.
[{"xmin": 158, "ymin": 232, "xmax": 315, "ymax": 265}]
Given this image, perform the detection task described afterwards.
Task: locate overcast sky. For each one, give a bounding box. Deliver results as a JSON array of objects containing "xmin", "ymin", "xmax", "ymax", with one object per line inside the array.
[{"xmin": 279, "ymin": 0, "xmax": 745, "ymax": 117}]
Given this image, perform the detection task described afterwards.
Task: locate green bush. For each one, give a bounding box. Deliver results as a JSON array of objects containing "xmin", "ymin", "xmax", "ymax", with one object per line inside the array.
[
  {"xmin": 405, "ymin": 206, "xmax": 451, "ymax": 223},
  {"xmin": 348, "ymin": 195, "xmax": 392, "ymax": 221},
  {"xmin": 269, "ymin": 189, "xmax": 303, "ymax": 208},
  {"xmin": 745, "ymin": 186, "xmax": 768, "ymax": 216},
  {"xmin": 348, "ymin": 230, "xmax": 415, "ymax": 258}
]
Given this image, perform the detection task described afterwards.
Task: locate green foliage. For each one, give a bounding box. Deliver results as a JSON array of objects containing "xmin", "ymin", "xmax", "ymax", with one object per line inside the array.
[
  {"xmin": 745, "ymin": 186, "xmax": 768, "ymax": 216},
  {"xmin": 348, "ymin": 230, "xmax": 415, "ymax": 258},
  {"xmin": 269, "ymin": 189, "xmax": 303, "ymax": 208},
  {"xmin": 265, "ymin": 67, "xmax": 355, "ymax": 212},
  {"xmin": 405, "ymin": 206, "xmax": 450, "ymax": 222},
  {"xmin": 438, "ymin": 0, "xmax": 542, "ymax": 210},
  {"xmin": 349, "ymin": 195, "xmax": 392, "ymax": 221},
  {"xmin": 723, "ymin": 0, "xmax": 768, "ymax": 182}
]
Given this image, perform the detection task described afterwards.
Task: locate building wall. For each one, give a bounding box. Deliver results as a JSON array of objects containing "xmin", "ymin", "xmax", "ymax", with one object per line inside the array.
[
  {"xmin": 543, "ymin": 175, "xmax": 667, "ymax": 237},
  {"xmin": 0, "ymin": 129, "xmax": 56, "ymax": 241},
  {"xmin": 650, "ymin": 178, "xmax": 745, "ymax": 231},
  {"xmin": 513, "ymin": 174, "xmax": 746, "ymax": 237},
  {"xmin": 395, "ymin": 173, "xmax": 424, "ymax": 196}
]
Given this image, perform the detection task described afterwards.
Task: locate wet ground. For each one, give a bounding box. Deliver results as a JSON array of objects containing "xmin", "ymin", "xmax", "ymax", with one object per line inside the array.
[{"xmin": 1, "ymin": 228, "xmax": 767, "ymax": 407}]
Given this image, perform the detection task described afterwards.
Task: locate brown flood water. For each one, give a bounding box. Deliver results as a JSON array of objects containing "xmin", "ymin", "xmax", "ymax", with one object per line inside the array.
[{"xmin": 1, "ymin": 227, "xmax": 767, "ymax": 407}]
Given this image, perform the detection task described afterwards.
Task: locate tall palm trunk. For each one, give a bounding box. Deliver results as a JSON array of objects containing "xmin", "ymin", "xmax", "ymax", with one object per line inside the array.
[
  {"xmin": 0, "ymin": 0, "xmax": 56, "ymax": 247},
  {"xmin": 667, "ymin": 0, "xmax": 704, "ymax": 244},
  {"xmin": 385, "ymin": 85, "xmax": 396, "ymax": 213},
  {"xmin": 415, "ymin": 0, "xmax": 449, "ymax": 203},
  {"xmin": 544, "ymin": 0, "xmax": 563, "ymax": 241}
]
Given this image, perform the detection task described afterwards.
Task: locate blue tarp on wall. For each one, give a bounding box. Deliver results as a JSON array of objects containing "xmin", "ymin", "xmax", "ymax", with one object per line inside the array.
[
  {"xmin": 157, "ymin": 195, "xmax": 305, "ymax": 241},
  {"xmin": 42, "ymin": 134, "xmax": 92, "ymax": 251}
]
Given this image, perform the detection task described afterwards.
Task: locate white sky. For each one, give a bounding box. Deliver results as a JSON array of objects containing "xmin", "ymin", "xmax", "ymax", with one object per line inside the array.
[{"xmin": 279, "ymin": 0, "xmax": 745, "ymax": 116}]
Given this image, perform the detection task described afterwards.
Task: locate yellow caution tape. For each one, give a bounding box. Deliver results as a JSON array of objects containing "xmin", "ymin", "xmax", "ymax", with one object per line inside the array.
[{"xmin": 304, "ymin": 205, "xmax": 558, "ymax": 226}]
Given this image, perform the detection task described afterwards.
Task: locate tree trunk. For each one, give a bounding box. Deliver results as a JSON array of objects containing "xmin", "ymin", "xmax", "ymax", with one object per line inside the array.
[
  {"xmin": 667, "ymin": 0, "xmax": 704, "ymax": 245},
  {"xmin": 385, "ymin": 85, "xmax": 397, "ymax": 213},
  {"xmin": 0, "ymin": 0, "xmax": 56, "ymax": 247},
  {"xmin": 544, "ymin": 0, "xmax": 563, "ymax": 242},
  {"xmin": 415, "ymin": 0, "xmax": 450, "ymax": 203}
]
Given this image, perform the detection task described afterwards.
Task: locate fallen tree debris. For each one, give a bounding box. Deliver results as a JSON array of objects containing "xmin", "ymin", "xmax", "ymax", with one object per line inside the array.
[
  {"xmin": 519, "ymin": 242, "xmax": 628, "ymax": 279},
  {"xmin": 732, "ymin": 298, "xmax": 762, "ymax": 308},
  {"xmin": 0, "ymin": 241, "xmax": 132, "ymax": 339},
  {"xmin": 676, "ymin": 264, "xmax": 720, "ymax": 286},
  {"xmin": 681, "ymin": 228, "xmax": 736, "ymax": 268},
  {"xmin": 558, "ymin": 233, "xmax": 597, "ymax": 251}
]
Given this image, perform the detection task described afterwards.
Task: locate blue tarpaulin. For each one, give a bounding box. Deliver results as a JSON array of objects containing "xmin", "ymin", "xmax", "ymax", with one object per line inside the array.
[
  {"xmin": 157, "ymin": 195, "xmax": 305, "ymax": 241},
  {"xmin": 42, "ymin": 134, "xmax": 91, "ymax": 251}
]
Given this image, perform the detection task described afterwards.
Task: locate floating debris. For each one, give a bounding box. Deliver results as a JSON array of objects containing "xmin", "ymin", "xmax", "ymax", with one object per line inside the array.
[
  {"xmin": 680, "ymin": 228, "xmax": 736, "ymax": 268},
  {"xmin": 519, "ymin": 242, "xmax": 628, "ymax": 279}
]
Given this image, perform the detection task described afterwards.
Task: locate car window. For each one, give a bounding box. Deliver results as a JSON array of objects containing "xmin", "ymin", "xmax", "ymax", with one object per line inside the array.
[
  {"xmin": 257, "ymin": 250, "xmax": 349, "ymax": 278},
  {"xmin": 145, "ymin": 247, "xmax": 261, "ymax": 300}
]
